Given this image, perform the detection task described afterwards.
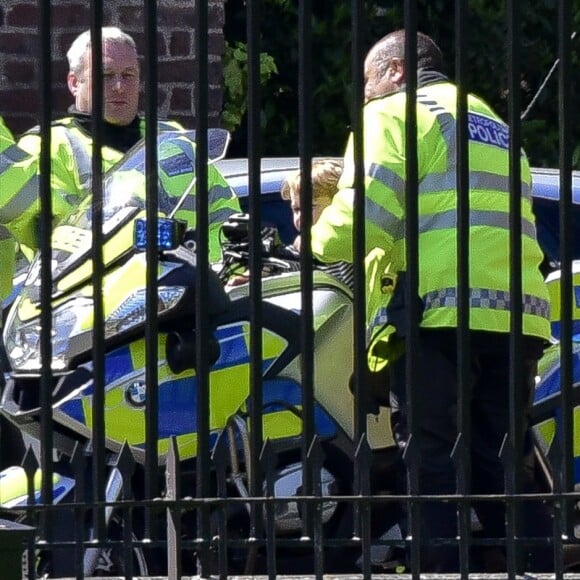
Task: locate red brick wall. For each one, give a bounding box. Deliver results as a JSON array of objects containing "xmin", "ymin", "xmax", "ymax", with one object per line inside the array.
[{"xmin": 0, "ymin": 1, "xmax": 225, "ymax": 135}]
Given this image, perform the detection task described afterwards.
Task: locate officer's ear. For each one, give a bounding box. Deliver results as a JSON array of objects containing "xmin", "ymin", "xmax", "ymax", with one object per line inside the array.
[
  {"xmin": 388, "ymin": 57, "xmax": 405, "ymax": 84},
  {"xmin": 67, "ymin": 71, "xmax": 81, "ymax": 97}
]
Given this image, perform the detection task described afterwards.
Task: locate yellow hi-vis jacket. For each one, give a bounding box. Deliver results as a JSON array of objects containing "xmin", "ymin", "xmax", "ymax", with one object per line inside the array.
[
  {"xmin": 17, "ymin": 116, "xmax": 184, "ymax": 201},
  {"xmin": 105, "ymin": 131, "xmax": 242, "ymax": 263},
  {"xmin": 0, "ymin": 117, "xmax": 15, "ymax": 154},
  {"xmin": 312, "ymin": 81, "xmax": 551, "ymax": 344},
  {"xmin": 0, "ymin": 117, "xmax": 38, "ymax": 301},
  {"xmin": 0, "ymin": 116, "xmax": 183, "ymax": 300}
]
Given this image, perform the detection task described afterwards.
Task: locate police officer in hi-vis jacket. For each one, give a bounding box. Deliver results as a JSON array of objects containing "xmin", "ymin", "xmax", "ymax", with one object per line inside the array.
[
  {"xmin": 311, "ymin": 30, "xmax": 552, "ymax": 573},
  {"xmin": 2, "ymin": 27, "xmax": 240, "ymax": 299}
]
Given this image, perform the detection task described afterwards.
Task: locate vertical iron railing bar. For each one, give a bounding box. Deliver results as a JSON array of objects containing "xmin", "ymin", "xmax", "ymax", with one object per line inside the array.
[
  {"xmin": 454, "ymin": 1, "xmax": 472, "ymax": 575},
  {"xmin": 115, "ymin": 450, "xmax": 135, "ymax": 580},
  {"xmin": 143, "ymin": 0, "xmax": 160, "ymax": 537},
  {"xmin": 350, "ymin": 0, "xmax": 371, "ymax": 573},
  {"xmin": 20, "ymin": 450, "xmax": 37, "ymax": 580},
  {"xmin": 506, "ymin": 0, "xmax": 524, "ymax": 572},
  {"xmin": 72, "ymin": 444, "xmax": 86, "ymax": 580},
  {"xmin": 261, "ymin": 441, "xmax": 277, "ymax": 577},
  {"xmin": 211, "ymin": 433, "xmax": 230, "ymax": 579},
  {"xmin": 246, "ymin": 0, "xmax": 265, "ymax": 562},
  {"xmin": 557, "ymin": 0, "xmax": 575, "ymax": 560},
  {"xmin": 36, "ymin": 4, "xmax": 56, "ymax": 573},
  {"xmin": 298, "ymin": 0, "xmax": 316, "ymax": 557},
  {"xmin": 89, "ymin": 7, "xmax": 107, "ymax": 546},
  {"xmin": 350, "ymin": 0, "xmax": 367, "ymax": 450},
  {"xmin": 166, "ymin": 437, "xmax": 182, "ymax": 580},
  {"xmin": 37, "ymin": 0, "xmax": 54, "ymax": 542},
  {"xmin": 194, "ymin": 0, "xmax": 211, "ymax": 575},
  {"xmin": 122, "ymin": 504, "xmax": 134, "ymax": 579},
  {"xmin": 308, "ymin": 436, "xmax": 325, "ymax": 578},
  {"xmin": 402, "ymin": 17, "xmax": 421, "ymax": 579},
  {"xmin": 354, "ymin": 437, "xmax": 372, "ymax": 578}
]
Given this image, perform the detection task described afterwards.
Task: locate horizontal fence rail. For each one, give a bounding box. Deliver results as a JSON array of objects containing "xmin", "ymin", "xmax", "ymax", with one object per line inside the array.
[{"xmin": 0, "ymin": 0, "xmax": 577, "ymax": 578}]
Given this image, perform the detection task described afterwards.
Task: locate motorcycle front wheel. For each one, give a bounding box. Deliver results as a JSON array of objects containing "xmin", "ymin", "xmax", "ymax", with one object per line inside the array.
[{"xmin": 199, "ymin": 446, "xmax": 359, "ymax": 575}]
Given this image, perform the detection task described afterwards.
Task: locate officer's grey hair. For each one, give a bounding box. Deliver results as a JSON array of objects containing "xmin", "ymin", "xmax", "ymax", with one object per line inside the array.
[
  {"xmin": 67, "ymin": 27, "xmax": 137, "ymax": 75},
  {"xmin": 370, "ymin": 30, "xmax": 444, "ymax": 74}
]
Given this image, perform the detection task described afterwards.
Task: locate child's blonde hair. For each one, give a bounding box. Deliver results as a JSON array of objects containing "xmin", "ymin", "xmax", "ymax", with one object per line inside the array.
[{"xmin": 281, "ymin": 158, "xmax": 343, "ymax": 202}]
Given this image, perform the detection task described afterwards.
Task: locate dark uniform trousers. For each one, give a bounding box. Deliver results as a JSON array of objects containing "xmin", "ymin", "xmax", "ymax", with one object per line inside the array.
[{"xmin": 389, "ymin": 328, "xmax": 553, "ymax": 573}]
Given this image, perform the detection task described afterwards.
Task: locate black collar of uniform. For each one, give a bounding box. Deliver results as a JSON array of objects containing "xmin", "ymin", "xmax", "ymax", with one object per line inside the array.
[
  {"xmin": 399, "ymin": 69, "xmax": 449, "ymax": 92},
  {"xmin": 416, "ymin": 68, "xmax": 448, "ymax": 87},
  {"xmin": 365, "ymin": 68, "xmax": 449, "ymax": 105},
  {"xmin": 67, "ymin": 107, "xmax": 142, "ymax": 153}
]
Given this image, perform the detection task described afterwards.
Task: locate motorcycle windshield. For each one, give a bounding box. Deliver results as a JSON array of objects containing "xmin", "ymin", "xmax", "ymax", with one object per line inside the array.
[{"xmin": 29, "ymin": 128, "xmax": 230, "ymax": 286}]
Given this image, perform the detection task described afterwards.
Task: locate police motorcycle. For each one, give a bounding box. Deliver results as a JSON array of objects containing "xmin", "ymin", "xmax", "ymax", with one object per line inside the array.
[
  {"xmin": 0, "ymin": 128, "xmax": 402, "ymax": 577},
  {"xmin": 529, "ymin": 169, "xmax": 580, "ymax": 568},
  {"xmin": 529, "ymin": 271, "xmax": 580, "ymax": 570}
]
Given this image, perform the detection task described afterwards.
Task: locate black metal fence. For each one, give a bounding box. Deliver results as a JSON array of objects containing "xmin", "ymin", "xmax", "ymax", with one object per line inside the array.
[{"xmin": 0, "ymin": 0, "xmax": 578, "ymax": 578}]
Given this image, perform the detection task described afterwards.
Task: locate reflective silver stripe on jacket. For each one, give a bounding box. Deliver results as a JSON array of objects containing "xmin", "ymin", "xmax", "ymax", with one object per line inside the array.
[
  {"xmin": 417, "ymin": 93, "xmax": 457, "ymax": 168},
  {"xmin": 368, "ymin": 164, "xmax": 531, "ymax": 201},
  {"xmin": 0, "ymin": 175, "xmax": 40, "ymax": 224},
  {"xmin": 367, "ymin": 163, "xmax": 405, "ymax": 205},
  {"xmin": 173, "ymin": 203, "xmax": 239, "ymax": 227},
  {"xmin": 60, "ymin": 119, "xmax": 179, "ymax": 192},
  {"xmin": 419, "ymin": 210, "xmax": 538, "ymax": 239},
  {"xmin": 365, "ymin": 196, "xmax": 404, "ymax": 239},
  {"xmin": 0, "ymin": 144, "xmax": 29, "ymax": 169},
  {"xmin": 178, "ymin": 184, "xmax": 239, "ymax": 227},
  {"xmin": 61, "ymin": 128, "xmax": 92, "ymax": 190},
  {"xmin": 423, "ymin": 287, "xmax": 550, "ymax": 318},
  {"xmin": 209, "ymin": 206, "xmax": 239, "ymax": 225},
  {"xmin": 158, "ymin": 120, "xmax": 180, "ymax": 131},
  {"xmin": 421, "ymin": 171, "xmax": 532, "ymax": 200},
  {"xmin": 179, "ymin": 183, "xmax": 238, "ymax": 211}
]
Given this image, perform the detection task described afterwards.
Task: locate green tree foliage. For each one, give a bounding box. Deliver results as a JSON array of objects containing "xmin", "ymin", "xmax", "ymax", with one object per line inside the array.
[
  {"xmin": 222, "ymin": 41, "xmax": 278, "ymax": 133},
  {"xmin": 224, "ymin": 0, "xmax": 579, "ymax": 167}
]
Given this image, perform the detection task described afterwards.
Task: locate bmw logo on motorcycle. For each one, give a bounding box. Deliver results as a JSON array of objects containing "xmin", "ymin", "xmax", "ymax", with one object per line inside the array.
[{"xmin": 126, "ymin": 380, "xmax": 147, "ymax": 407}]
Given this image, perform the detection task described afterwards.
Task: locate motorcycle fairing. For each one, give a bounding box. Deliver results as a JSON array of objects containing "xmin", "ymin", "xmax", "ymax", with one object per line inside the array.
[
  {"xmin": 0, "ymin": 466, "xmax": 75, "ymax": 509},
  {"xmin": 52, "ymin": 320, "xmax": 335, "ymax": 462},
  {"xmin": 4, "ymin": 253, "xmax": 186, "ymax": 373},
  {"xmin": 533, "ymin": 340, "xmax": 580, "ymax": 485},
  {"xmin": 255, "ymin": 379, "xmax": 338, "ymax": 441},
  {"xmin": 544, "ymin": 260, "xmax": 580, "ymax": 340},
  {"xmin": 534, "ymin": 341, "xmax": 580, "ymax": 405},
  {"xmin": 533, "ymin": 408, "xmax": 580, "ymax": 487}
]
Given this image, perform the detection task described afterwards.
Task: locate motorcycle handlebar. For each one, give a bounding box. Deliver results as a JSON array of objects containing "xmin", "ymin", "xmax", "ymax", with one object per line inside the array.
[{"xmin": 218, "ymin": 213, "xmax": 301, "ymax": 281}]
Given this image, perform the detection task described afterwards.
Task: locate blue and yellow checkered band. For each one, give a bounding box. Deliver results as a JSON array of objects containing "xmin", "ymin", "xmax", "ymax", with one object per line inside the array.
[{"xmin": 423, "ymin": 287, "xmax": 550, "ymax": 319}]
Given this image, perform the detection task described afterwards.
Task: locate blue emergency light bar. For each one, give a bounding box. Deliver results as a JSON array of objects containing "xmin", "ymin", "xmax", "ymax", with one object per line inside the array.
[{"xmin": 133, "ymin": 217, "xmax": 186, "ymax": 251}]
